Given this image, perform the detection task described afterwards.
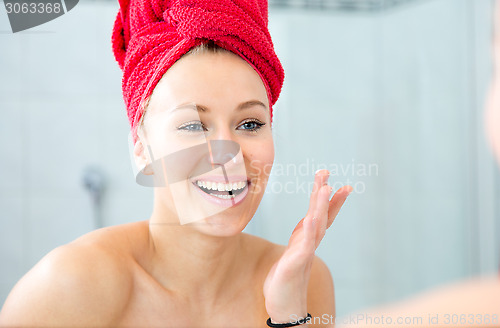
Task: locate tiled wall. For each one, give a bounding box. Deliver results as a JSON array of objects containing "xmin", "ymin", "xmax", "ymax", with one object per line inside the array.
[
  {"xmin": 261, "ymin": 0, "xmax": 499, "ymax": 315},
  {"xmin": 0, "ymin": 2, "xmax": 153, "ymax": 305},
  {"xmin": 1, "ymin": 0, "xmax": 498, "ymax": 318}
]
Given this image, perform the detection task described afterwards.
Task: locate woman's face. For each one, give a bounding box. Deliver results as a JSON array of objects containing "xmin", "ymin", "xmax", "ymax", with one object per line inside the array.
[{"xmin": 135, "ymin": 49, "xmax": 274, "ymax": 236}]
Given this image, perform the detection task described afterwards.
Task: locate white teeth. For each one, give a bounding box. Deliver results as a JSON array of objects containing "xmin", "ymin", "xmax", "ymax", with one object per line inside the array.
[
  {"xmin": 196, "ymin": 180, "xmax": 247, "ymax": 192},
  {"xmin": 211, "ymin": 194, "xmax": 235, "ymax": 199}
]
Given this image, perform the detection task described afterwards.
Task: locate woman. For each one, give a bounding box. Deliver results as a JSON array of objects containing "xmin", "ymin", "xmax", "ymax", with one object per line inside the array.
[{"xmin": 0, "ymin": 0, "xmax": 352, "ymax": 327}]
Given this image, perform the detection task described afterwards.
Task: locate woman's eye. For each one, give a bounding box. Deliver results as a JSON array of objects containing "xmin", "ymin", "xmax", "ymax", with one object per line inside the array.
[
  {"xmin": 177, "ymin": 121, "xmax": 205, "ymax": 132},
  {"xmin": 238, "ymin": 120, "xmax": 265, "ymax": 132}
]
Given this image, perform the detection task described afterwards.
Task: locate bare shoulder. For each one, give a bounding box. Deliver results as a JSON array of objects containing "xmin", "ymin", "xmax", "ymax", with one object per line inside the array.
[
  {"xmin": 0, "ymin": 222, "xmax": 143, "ymax": 327},
  {"xmin": 240, "ymin": 233, "xmax": 288, "ymax": 277},
  {"xmin": 307, "ymin": 255, "xmax": 335, "ymax": 326},
  {"xmin": 377, "ymin": 273, "xmax": 500, "ymax": 316},
  {"xmin": 241, "ymin": 233, "xmax": 286, "ymax": 261},
  {"xmin": 242, "ymin": 232, "xmax": 334, "ymax": 283},
  {"xmin": 338, "ymin": 275, "xmax": 500, "ymax": 328}
]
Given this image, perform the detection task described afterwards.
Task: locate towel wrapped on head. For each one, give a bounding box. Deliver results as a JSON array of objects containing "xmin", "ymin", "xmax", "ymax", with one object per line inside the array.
[{"xmin": 111, "ymin": 0, "xmax": 285, "ymax": 144}]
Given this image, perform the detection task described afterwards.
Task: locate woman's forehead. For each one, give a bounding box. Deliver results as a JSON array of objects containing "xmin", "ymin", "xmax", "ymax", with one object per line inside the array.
[{"xmin": 147, "ymin": 54, "xmax": 269, "ymax": 112}]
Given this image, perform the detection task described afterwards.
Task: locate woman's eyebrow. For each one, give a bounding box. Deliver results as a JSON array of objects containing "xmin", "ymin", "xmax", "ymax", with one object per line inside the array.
[
  {"xmin": 171, "ymin": 100, "xmax": 267, "ymax": 113},
  {"xmin": 236, "ymin": 100, "xmax": 267, "ymax": 111}
]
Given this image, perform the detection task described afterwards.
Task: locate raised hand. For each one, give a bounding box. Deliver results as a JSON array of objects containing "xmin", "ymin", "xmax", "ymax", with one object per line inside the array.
[{"xmin": 263, "ymin": 169, "xmax": 352, "ymax": 324}]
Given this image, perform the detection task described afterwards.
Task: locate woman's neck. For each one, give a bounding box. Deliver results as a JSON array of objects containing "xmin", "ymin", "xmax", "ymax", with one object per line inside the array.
[{"xmin": 145, "ymin": 204, "xmax": 251, "ymax": 309}]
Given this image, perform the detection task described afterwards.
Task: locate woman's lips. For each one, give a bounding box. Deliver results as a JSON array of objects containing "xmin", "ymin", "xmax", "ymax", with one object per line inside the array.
[{"xmin": 191, "ymin": 177, "xmax": 250, "ymax": 207}]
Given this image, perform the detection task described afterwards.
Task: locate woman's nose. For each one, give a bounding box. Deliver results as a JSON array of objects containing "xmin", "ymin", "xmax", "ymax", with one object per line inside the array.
[
  {"xmin": 204, "ymin": 126, "xmax": 244, "ymax": 167},
  {"xmin": 206, "ymin": 124, "xmax": 234, "ymax": 142},
  {"xmin": 207, "ymin": 139, "xmax": 240, "ymax": 167}
]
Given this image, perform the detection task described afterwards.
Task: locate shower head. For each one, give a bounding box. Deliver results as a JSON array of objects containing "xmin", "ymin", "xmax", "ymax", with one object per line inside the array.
[{"xmin": 82, "ymin": 166, "xmax": 106, "ymax": 197}]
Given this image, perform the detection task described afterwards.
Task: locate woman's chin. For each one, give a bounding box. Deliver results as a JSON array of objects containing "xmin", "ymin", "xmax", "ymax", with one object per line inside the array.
[{"xmin": 187, "ymin": 213, "xmax": 249, "ymax": 236}]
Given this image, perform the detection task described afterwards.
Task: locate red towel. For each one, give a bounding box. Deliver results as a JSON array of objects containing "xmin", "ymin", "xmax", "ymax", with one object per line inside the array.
[{"xmin": 111, "ymin": 0, "xmax": 285, "ymax": 144}]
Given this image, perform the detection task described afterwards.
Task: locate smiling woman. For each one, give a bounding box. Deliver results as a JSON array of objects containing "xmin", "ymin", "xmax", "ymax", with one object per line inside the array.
[
  {"xmin": 0, "ymin": 0, "xmax": 352, "ymax": 327},
  {"xmin": 134, "ymin": 45, "xmax": 276, "ymax": 230}
]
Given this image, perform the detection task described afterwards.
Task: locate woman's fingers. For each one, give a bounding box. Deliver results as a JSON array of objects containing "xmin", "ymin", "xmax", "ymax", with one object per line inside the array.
[
  {"xmin": 306, "ymin": 169, "xmax": 330, "ymax": 218},
  {"xmin": 313, "ymin": 184, "xmax": 333, "ymax": 248},
  {"xmin": 298, "ymin": 172, "xmax": 351, "ymax": 250},
  {"xmin": 291, "ymin": 217, "xmax": 305, "ymax": 235},
  {"xmin": 326, "ymin": 185, "xmax": 353, "ymax": 229},
  {"xmin": 302, "ymin": 215, "xmax": 317, "ymax": 254}
]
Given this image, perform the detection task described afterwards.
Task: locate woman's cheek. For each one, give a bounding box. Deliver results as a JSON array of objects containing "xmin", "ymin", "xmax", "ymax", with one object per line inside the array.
[{"xmin": 248, "ymin": 140, "xmax": 274, "ymax": 174}]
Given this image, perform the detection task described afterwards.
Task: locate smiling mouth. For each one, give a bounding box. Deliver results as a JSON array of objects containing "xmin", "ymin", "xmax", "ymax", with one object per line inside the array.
[{"xmin": 193, "ymin": 180, "xmax": 249, "ymax": 199}]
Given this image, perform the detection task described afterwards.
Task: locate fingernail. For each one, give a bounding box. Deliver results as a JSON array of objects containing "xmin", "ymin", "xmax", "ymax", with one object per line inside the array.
[
  {"xmin": 314, "ymin": 169, "xmax": 330, "ymax": 175},
  {"xmin": 346, "ymin": 186, "xmax": 353, "ymax": 195}
]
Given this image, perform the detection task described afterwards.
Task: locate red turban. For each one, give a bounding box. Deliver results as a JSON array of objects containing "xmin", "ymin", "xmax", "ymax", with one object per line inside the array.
[{"xmin": 111, "ymin": 0, "xmax": 285, "ymax": 143}]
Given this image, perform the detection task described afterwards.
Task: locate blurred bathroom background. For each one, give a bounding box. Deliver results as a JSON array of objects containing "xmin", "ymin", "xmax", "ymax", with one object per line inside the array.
[{"xmin": 0, "ymin": 0, "xmax": 498, "ymax": 318}]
